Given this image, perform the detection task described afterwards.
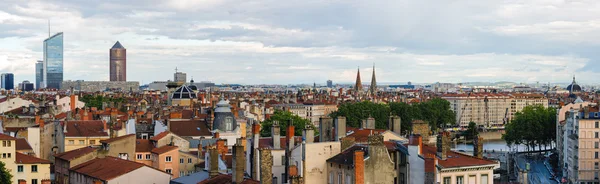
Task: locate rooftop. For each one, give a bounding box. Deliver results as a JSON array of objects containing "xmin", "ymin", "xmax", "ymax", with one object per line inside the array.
[
  {"xmin": 151, "ymin": 145, "xmax": 178, "ymax": 155},
  {"xmin": 70, "ymin": 156, "xmax": 163, "ymax": 181},
  {"xmin": 100, "ymin": 134, "xmax": 135, "ymax": 144},
  {"xmin": 54, "ymin": 147, "xmax": 97, "ymax": 161},
  {"xmin": 15, "ymin": 152, "xmax": 51, "ymax": 164},
  {"xmin": 15, "ymin": 138, "xmax": 33, "ymax": 150},
  {"xmin": 63, "ymin": 120, "xmax": 109, "ymax": 137}
]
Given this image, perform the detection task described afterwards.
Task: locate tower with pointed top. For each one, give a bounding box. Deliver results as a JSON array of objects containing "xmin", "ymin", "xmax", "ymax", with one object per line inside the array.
[
  {"xmin": 110, "ymin": 41, "xmax": 126, "ymax": 81},
  {"xmin": 369, "ymin": 64, "xmax": 377, "ymax": 96},
  {"xmin": 354, "ymin": 67, "xmax": 363, "ymax": 94}
]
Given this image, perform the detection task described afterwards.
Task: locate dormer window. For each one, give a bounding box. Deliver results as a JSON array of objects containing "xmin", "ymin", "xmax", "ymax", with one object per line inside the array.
[{"xmin": 225, "ymin": 117, "xmax": 233, "ymax": 131}]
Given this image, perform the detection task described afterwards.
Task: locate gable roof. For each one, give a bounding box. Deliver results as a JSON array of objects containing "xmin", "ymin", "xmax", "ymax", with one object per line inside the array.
[
  {"xmin": 151, "ymin": 145, "xmax": 179, "ymax": 155},
  {"xmin": 100, "ymin": 134, "xmax": 135, "ymax": 144},
  {"xmin": 151, "ymin": 131, "xmax": 170, "ymax": 141},
  {"xmin": 169, "ymin": 120, "xmax": 211, "ymax": 137},
  {"xmin": 70, "ymin": 156, "xmax": 165, "ymax": 181},
  {"xmin": 15, "ymin": 138, "xmax": 33, "ymax": 150},
  {"xmin": 0, "ymin": 134, "xmax": 17, "ymax": 140},
  {"xmin": 64, "ymin": 121, "xmax": 109, "ymax": 137},
  {"xmin": 326, "ymin": 145, "xmax": 367, "ymax": 166},
  {"xmin": 54, "ymin": 147, "xmax": 97, "ymax": 161},
  {"xmin": 136, "ymin": 139, "xmax": 153, "ymax": 152},
  {"xmin": 15, "ymin": 152, "xmax": 51, "ymax": 164},
  {"xmin": 345, "ymin": 127, "xmax": 387, "ymax": 142},
  {"xmin": 421, "ymin": 144, "xmax": 498, "ymax": 169}
]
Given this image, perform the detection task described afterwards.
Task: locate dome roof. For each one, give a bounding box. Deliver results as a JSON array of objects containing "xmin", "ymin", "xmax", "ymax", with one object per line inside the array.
[
  {"xmin": 215, "ymin": 99, "xmax": 231, "ymax": 113},
  {"xmin": 172, "ymin": 85, "xmax": 197, "ymax": 99},
  {"xmin": 567, "ymin": 76, "xmax": 582, "ymax": 93},
  {"xmin": 213, "ymin": 98, "xmax": 237, "ymax": 132}
]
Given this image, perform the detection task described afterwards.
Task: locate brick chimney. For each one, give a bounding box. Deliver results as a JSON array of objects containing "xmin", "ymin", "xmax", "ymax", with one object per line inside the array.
[
  {"xmin": 18, "ymin": 179, "xmax": 26, "ymax": 184},
  {"xmin": 70, "ymin": 94, "xmax": 76, "ymax": 112},
  {"xmin": 335, "ymin": 116, "xmax": 346, "ymax": 141},
  {"xmin": 474, "ymin": 136, "xmax": 484, "ymax": 159},
  {"xmin": 209, "ymin": 146, "xmax": 219, "ymax": 178},
  {"xmin": 103, "ymin": 120, "xmax": 108, "ymax": 133},
  {"xmin": 232, "ymin": 142, "xmax": 245, "ymax": 184},
  {"xmin": 214, "ymin": 132, "xmax": 220, "ymax": 139},
  {"xmin": 436, "ymin": 131, "xmax": 450, "ymax": 160},
  {"xmin": 340, "ymin": 136, "xmax": 356, "ymax": 151},
  {"xmin": 389, "ymin": 116, "xmax": 401, "ymax": 135},
  {"xmin": 272, "ymin": 121, "xmax": 281, "ymax": 149},
  {"xmin": 82, "ymin": 108, "xmax": 90, "ymax": 121},
  {"xmin": 35, "ymin": 115, "xmax": 41, "ymax": 125},
  {"xmin": 259, "ymin": 148, "xmax": 273, "ymax": 184},
  {"xmin": 354, "ymin": 150, "xmax": 365, "ymax": 184},
  {"xmin": 303, "ymin": 125, "xmax": 314, "ymax": 143},
  {"xmin": 287, "ymin": 125, "xmax": 295, "ymax": 150},
  {"xmin": 252, "ymin": 121, "xmax": 261, "ymax": 180},
  {"xmin": 216, "ymin": 139, "xmax": 227, "ymax": 161},
  {"xmin": 409, "ymin": 134, "xmax": 423, "ymax": 155}
]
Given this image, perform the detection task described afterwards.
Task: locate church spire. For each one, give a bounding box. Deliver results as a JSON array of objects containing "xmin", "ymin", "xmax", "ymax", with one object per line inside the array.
[
  {"xmin": 369, "ymin": 63, "xmax": 377, "ymax": 96},
  {"xmin": 354, "ymin": 67, "xmax": 363, "ymax": 93}
]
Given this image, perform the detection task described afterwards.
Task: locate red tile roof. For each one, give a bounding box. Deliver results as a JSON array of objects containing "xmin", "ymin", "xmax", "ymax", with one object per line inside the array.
[
  {"xmin": 15, "ymin": 138, "xmax": 33, "ymax": 150},
  {"xmin": 136, "ymin": 139, "xmax": 153, "ymax": 152},
  {"xmin": 63, "ymin": 120, "xmax": 109, "ymax": 137},
  {"xmin": 151, "ymin": 145, "xmax": 178, "ymax": 155},
  {"xmin": 345, "ymin": 127, "xmax": 387, "ymax": 143},
  {"xmin": 151, "ymin": 131, "xmax": 170, "ymax": 141},
  {"xmin": 54, "ymin": 147, "xmax": 97, "ymax": 161},
  {"xmin": 168, "ymin": 120, "xmax": 212, "ymax": 137},
  {"xmin": 421, "ymin": 145, "xmax": 497, "ymax": 169},
  {"xmin": 197, "ymin": 174, "xmax": 260, "ymax": 184},
  {"xmin": 100, "ymin": 134, "xmax": 135, "ymax": 144},
  {"xmin": 15, "ymin": 152, "xmax": 51, "ymax": 164},
  {"xmin": 0, "ymin": 134, "xmax": 17, "ymax": 140},
  {"xmin": 70, "ymin": 156, "xmax": 164, "ymax": 181}
]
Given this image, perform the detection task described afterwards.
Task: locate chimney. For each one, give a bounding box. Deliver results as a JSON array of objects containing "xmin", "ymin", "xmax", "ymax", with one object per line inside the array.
[
  {"xmin": 474, "ymin": 136, "xmax": 484, "ymax": 159},
  {"xmin": 436, "ymin": 132, "xmax": 450, "ymax": 160},
  {"xmin": 252, "ymin": 121, "xmax": 261, "ymax": 180},
  {"xmin": 272, "ymin": 121, "xmax": 281, "ymax": 149},
  {"xmin": 335, "ymin": 116, "xmax": 346, "ymax": 141},
  {"xmin": 409, "ymin": 134, "xmax": 423, "ymax": 155},
  {"xmin": 340, "ymin": 136, "xmax": 356, "ymax": 151},
  {"xmin": 70, "ymin": 94, "xmax": 76, "ymax": 112},
  {"xmin": 259, "ymin": 148, "xmax": 273, "ymax": 184},
  {"xmin": 366, "ymin": 117, "xmax": 376, "ymax": 129},
  {"xmin": 232, "ymin": 142, "xmax": 245, "ymax": 184},
  {"xmin": 214, "ymin": 132, "xmax": 220, "ymax": 139},
  {"xmin": 216, "ymin": 139, "xmax": 227, "ymax": 161},
  {"xmin": 18, "ymin": 179, "xmax": 26, "ymax": 184},
  {"xmin": 103, "ymin": 120, "xmax": 108, "ymax": 133},
  {"xmin": 41, "ymin": 179, "xmax": 51, "ymax": 184},
  {"xmin": 82, "ymin": 108, "xmax": 90, "ymax": 121},
  {"xmin": 287, "ymin": 125, "xmax": 295, "ymax": 150},
  {"xmin": 361, "ymin": 119, "xmax": 367, "ymax": 129},
  {"xmin": 303, "ymin": 125, "xmax": 314, "ymax": 143},
  {"xmin": 354, "ymin": 150, "xmax": 365, "ymax": 184},
  {"xmin": 209, "ymin": 146, "xmax": 219, "ymax": 178},
  {"xmin": 319, "ymin": 117, "xmax": 333, "ymax": 142},
  {"xmin": 35, "ymin": 115, "xmax": 41, "ymax": 125},
  {"xmin": 389, "ymin": 116, "xmax": 401, "ymax": 135}
]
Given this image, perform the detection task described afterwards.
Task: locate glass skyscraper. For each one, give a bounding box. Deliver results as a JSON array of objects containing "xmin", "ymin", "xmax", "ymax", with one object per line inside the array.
[
  {"xmin": 1, "ymin": 73, "xmax": 14, "ymax": 90},
  {"xmin": 35, "ymin": 60, "xmax": 43, "ymax": 89},
  {"xmin": 43, "ymin": 32, "xmax": 63, "ymax": 89}
]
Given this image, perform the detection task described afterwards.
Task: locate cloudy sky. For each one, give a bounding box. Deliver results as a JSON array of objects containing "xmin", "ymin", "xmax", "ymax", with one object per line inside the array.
[{"xmin": 1, "ymin": 0, "xmax": 599, "ymax": 85}]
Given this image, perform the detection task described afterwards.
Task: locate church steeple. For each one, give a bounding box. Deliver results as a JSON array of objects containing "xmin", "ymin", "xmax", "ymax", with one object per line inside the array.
[
  {"xmin": 354, "ymin": 67, "xmax": 363, "ymax": 93},
  {"xmin": 369, "ymin": 64, "xmax": 377, "ymax": 96}
]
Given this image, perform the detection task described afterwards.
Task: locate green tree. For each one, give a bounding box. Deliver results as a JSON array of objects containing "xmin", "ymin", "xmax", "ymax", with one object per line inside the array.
[
  {"xmin": 465, "ymin": 121, "xmax": 479, "ymax": 140},
  {"xmin": 329, "ymin": 101, "xmax": 391, "ymax": 129},
  {"xmin": 80, "ymin": 95, "xmax": 126, "ymax": 110},
  {"xmin": 388, "ymin": 98, "xmax": 455, "ymax": 132},
  {"xmin": 0, "ymin": 161, "xmax": 12, "ymax": 184},
  {"xmin": 260, "ymin": 110, "xmax": 316, "ymax": 137},
  {"xmin": 502, "ymin": 105, "xmax": 556, "ymax": 151}
]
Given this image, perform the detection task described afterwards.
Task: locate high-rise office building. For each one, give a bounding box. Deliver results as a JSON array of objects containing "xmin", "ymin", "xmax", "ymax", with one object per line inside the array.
[
  {"xmin": 1, "ymin": 73, "xmax": 14, "ymax": 90},
  {"xmin": 110, "ymin": 41, "xmax": 126, "ymax": 81},
  {"xmin": 43, "ymin": 32, "xmax": 64, "ymax": 89},
  {"xmin": 174, "ymin": 68, "xmax": 186, "ymax": 83},
  {"xmin": 19, "ymin": 80, "xmax": 34, "ymax": 91},
  {"xmin": 327, "ymin": 80, "xmax": 333, "ymax": 88},
  {"xmin": 35, "ymin": 60, "xmax": 43, "ymax": 89}
]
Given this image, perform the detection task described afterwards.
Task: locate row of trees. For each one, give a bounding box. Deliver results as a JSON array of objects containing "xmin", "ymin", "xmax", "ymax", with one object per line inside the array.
[
  {"xmin": 329, "ymin": 98, "xmax": 456, "ymax": 134},
  {"xmin": 502, "ymin": 105, "xmax": 556, "ymax": 151}
]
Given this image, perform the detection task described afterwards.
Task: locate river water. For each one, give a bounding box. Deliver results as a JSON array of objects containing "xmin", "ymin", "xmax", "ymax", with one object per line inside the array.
[{"xmin": 452, "ymin": 139, "xmax": 540, "ymax": 152}]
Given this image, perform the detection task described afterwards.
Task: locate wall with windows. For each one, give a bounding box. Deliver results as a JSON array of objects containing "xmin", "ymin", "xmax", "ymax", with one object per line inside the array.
[
  {"xmin": 153, "ymin": 148, "xmax": 180, "ymax": 178},
  {"xmin": 438, "ymin": 168, "xmax": 493, "ymax": 184},
  {"xmin": 14, "ymin": 163, "xmax": 51, "ymax": 184},
  {"xmin": 577, "ymin": 119, "xmax": 600, "ymax": 182},
  {"xmin": 178, "ymin": 152, "xmax": 201, "ymax": 177},
  {"xmin": 0, "ymin": 139, "xmax": 16, "ymax": 184},
  {"xmin": 64, "ymin": 136, "xmax": 107, "ymax": 152},
  {"xmin": 135, "ymin": 151, "xmax": 153, "ymax": 166}
]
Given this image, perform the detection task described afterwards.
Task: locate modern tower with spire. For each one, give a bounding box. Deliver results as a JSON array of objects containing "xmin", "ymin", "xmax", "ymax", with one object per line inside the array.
[
  {"xmin": 110, "ymin": 41, "xmax": 126, "ymax": 81},
  {"xmin": 369, "ymin": 64, "xmax": 377, "ymax": 96}
]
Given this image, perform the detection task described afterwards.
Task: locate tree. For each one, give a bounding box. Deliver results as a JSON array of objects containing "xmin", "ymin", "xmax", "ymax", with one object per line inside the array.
[
  {"xmin": 260, "ymin": 110, "xmax": 316, "ymax": 137},
  {"xmin": 329, "ymin": 101, "xmax": 391, "ymax": 129},
  {"xmin": 502, "ymin": 105, "xmax": 556, "ymax": 152},
  {"xmin": 389, "ymin": 98, "xmax": 455, "ymax": 132},
  {"xmin": 80, "ymin": 94, "xmax": 126, "ymax": 109},
  {"xmin": 0, "ymin": 161, "xmax": 12, "ymax": 184},
  {"xmin": 465, "ymin": 121, "xmax": 479, "ymax": 140}
]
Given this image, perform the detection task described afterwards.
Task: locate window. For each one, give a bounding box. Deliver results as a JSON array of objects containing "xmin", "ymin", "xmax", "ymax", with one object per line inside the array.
[
  {"xmin": 31, "ymin": 165, "xmax": 38, "ymax": 172},
  {"xmin": 596, "ymin": 142, "xmax": 599, "ymax": 149},
  {"xmin": 69, "ymin": 140, "xmax": 74, "ymax": 145},
  {"xmin": 282, "ymin": 155, "xmax": 285, "ymax": 165},
  {"xmin": 457, "ymin": 176, "xmax": 464, "ymax": 184},
  {"xmin": 7, "ymin": 153, "xmax": 10, "ymax": 158},
  {"xmin": 2, "ymin": 153, "xmax": 5, "ymax": 158},
  {"xmin": 346, "ymin": 175, "xmax": 352, "ymax": 184},
  {"xmin": 142, "ymin": 134, "xmax": 148, "ymax": 139},
  {"xmin": 146, "ymin": 154, "xmax": 151, "ymax": 160},
  {"xmin": 90, "ymin": 140, "xmax": 95, "ymax": 145},
  {"xmin": 79, "ymin": 140, "xmax": 85, "ymax": 145},
  {"xmin": 283, "ymin": 173, "xmax": 286, "ymax": 184},
  {"xmin": 596, "ymin": 162, "xmax": 599, "ymax": 169},
  {"xmin": 596, "ymin": 122, "xmax": 599, "ymax": 128},
  {"xmin": 137, "ymin": 154, "xmax": 142, "ymax": 160},
  {"xmin": 32, "ymin": 179, "xmax": 38, "ymax": 184},
  {"xmin": 180, "ymin": 158, "xmax": 184, "ymax": 163},
  {"xmin": 596, "ymin": 152, "xmax": 598, "ymax": 159},
  {"xmin": 17, "ymin": 165, "xmax": 23, "ymax": 172},
  {"xmin": 6, "ymin": 141, "xmax": 10, "ymax": 147},
  {"xmin": 2, "ymin": 141, "xmax": 5, "ymax": 147},
  {"xmin": 329, "ymin": 172, "xmax": 334, "ymax": 184},
  {"xmin": 166, "ymin": 156, "xmax": 172, "ymax": 162},
  {"xmin": 180, "ymin": 171, "xmax": 184, "ymax": 176},
  {"xmin": 338, "ymin": 172, "xmax": 342, "ymax": 184},
  {"xmin": 443, "ymin": 177, "xmax": 451, "ymax": 184},
  {"xmin": 481, "ymin": 174, "xmax": 489, "ymax": 184},
  {"xmin": 166, "ymin": 169, "xmax": 172, "ymax": 174},
  {"xmin": 188, "ymin": 158, "xmax": 192, "ymax": 163},
  {"xmin": 119, "ymin": 153, "xmax": 128, "ymax": 160}
]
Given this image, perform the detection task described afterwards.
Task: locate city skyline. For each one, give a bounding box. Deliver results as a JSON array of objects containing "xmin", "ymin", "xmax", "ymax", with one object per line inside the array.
[{"xmin": 1, "ymin": 1, "xmax": 600, "ymax": 85}]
